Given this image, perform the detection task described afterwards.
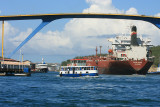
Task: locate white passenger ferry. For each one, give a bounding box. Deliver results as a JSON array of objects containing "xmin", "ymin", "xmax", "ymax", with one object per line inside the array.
[{"xmin": 59, "ymin": 66, "xmax": 98, "ymax": 77}]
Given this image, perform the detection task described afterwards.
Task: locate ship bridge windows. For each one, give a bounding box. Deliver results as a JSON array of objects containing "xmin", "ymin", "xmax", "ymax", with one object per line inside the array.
[
  {"xmin": 121, "ymin": 54, "xmax": 127, "ymax": 57},
  {"xmin": 75, "ymin": 67, "xmax": 80, "ymax": 70},
  {"xmin": 117, "ymin": 58, "xmax": 124, "ymax": 61}
]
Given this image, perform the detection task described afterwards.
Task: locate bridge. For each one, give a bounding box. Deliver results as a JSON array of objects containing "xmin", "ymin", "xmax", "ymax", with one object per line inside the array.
[{"xmin": 1, "ymin": 13, "xmax": 160, "ymax": 58}]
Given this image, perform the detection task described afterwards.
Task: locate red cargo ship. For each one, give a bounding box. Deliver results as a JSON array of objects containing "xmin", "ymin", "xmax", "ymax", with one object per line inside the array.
[
  {"xmin": 69, "ymin": 26, "xmax": 154, "ymax": 75},
  {"xmin": 86, "ymin": 56, "xmax": 153, "ymax": 75}
]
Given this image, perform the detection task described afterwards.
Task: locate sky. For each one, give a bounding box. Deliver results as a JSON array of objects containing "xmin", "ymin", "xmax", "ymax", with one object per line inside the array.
[{"xmin": 0, "ymin": 0, "xmax": 160, "ymax": 63}]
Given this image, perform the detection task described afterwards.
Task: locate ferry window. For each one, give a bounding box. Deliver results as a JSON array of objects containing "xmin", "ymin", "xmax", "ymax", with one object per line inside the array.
[
  {"xmin": 82, "ymin": 67, "xmax": 84, "ymax": 70},
  {"xmin": 94, "ymin": 66, "xmax": 97, "ymax": 70},
  {"xmin": 80, "ymin": 67, "xmax": 82, "ymax": 70},
  {"xmin": 87, "ymin": 67, "xmax": 90, "ymax": 70},
  {"xmin": 76, "ymin": 67, "xmax": 79, "ymax": 70},
  {"xmin": 84, "ymin": 67, "xmax": 87, "ymax": 70},
  {"xmin": 61, "ymin": 68, "xmax": 63, "ymax": 71},
  {"xmin": 65, "ymin": 68, "xmax": 68, "ymax": 71},
  {"xmin": 67, "ymin": 68, "xmax": 69, "ymax": 71},
  {"xmin": 91, "ymin": 67, "xmax": 94, "ymax": 70}
]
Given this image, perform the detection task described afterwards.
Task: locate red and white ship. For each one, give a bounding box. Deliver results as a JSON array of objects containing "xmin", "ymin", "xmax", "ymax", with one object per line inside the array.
[{"xmin": 69, "ymin": 26, "xmax": 154, "ymax": 75}]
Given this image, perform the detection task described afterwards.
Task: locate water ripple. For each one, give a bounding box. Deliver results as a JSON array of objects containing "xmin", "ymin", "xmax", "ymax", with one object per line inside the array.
[{"xmin": 0, "ymin": 72, "xmax": 160, "ymax": 106}]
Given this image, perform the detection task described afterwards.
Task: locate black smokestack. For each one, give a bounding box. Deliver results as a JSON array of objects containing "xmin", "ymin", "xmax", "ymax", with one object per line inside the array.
[{"xmin": 131, "ymin": 25, "xmax": 139, "ymax": 46}]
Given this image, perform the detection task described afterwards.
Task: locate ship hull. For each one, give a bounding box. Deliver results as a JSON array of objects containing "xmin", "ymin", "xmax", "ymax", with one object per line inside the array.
[
  {"xmin": 32, "ymin": 68, "xmax": 48, "ymax": 73},
  {"xmin": 87, "ymin": 60, "xmax": 153, "ymax": 75}
]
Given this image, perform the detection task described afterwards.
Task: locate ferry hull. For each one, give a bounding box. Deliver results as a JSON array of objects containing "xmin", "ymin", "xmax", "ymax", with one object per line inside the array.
[{"xmin": 60, "ymin": 73, "xmax": 98, "ymax": 77}]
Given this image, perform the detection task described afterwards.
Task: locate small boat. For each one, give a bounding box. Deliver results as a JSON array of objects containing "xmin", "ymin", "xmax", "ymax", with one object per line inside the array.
[
  {"xmin": 148, "ymin": 64, "xmax": 160, "ymax": 74},
  {"xmin": 59, "ymin": 66, "xmax": 98, "ymax": 77}
]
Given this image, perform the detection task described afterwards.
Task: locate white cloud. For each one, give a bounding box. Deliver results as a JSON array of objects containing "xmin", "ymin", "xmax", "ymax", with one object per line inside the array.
[
  {"xmin": 3, "ymin": 0, "xmax": 160, "ymax": 59},
  {"xmin": 10, "ymin": 28, "xmax": 32, "ymax": 46},
  {"xmin": 155, "ymin": 13, "xmax": 160, "ymax": 17},
  {"xmin": 86, "ymin": 0, "xmax": 112, "ymax": 6},
  {"xmin": 126, "ymin": 7, "xmax": 138, "ymax": 15},
  {"xmin": 0, "ymin": 21, "xmax": 18, "ymax": 37},
  {"xmin": 84, "ymin": 0, "xmax": 122, "ymax": 14}
]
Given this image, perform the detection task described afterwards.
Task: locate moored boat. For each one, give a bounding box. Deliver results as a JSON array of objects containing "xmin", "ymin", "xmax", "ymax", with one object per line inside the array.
[
  {"xmin": 147, "ymin": 64, "xmax": 160, "ymax": 74},
  {"xmin": 34, "ymin": 58, "xmax": 48, "ymax": 73}
]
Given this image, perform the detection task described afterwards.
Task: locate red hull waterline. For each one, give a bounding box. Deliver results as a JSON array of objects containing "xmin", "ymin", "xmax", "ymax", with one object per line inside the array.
[{"xmin": 86, "ymin": 60, "xmax": 153, "ymax": 75}]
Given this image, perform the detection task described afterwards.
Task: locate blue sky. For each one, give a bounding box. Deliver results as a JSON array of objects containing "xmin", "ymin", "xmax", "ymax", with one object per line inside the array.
[{"xmin": 0, "ymin": 0, "xmax": 160, "ymax": 63}]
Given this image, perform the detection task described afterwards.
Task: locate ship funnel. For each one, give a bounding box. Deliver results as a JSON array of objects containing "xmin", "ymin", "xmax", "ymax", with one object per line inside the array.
[{"xmin": 131, "ymin": 25, "xmax": 139, "ymax": 46}]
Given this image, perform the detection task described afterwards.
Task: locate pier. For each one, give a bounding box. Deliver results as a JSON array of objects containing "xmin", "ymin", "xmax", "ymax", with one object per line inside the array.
[{"xmin": 0, "ymin": 58, "xmax": 31, "ymax": 76}]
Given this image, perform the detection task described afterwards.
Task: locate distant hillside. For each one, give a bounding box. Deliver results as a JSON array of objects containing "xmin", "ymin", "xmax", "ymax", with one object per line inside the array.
[{"xmin": 151, "ymin": 45, "xmax": 160, "ymax": 67}]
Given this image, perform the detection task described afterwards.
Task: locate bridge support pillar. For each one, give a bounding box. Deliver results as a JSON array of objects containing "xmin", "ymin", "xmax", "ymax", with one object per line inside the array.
[{"xmin": 8, "ymin": 19, "xmax": 53, "ymax": 58}]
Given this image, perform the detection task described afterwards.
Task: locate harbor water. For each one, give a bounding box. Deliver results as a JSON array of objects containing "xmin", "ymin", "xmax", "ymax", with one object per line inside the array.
[{"xmin": 0, "ymin": 72, "xmax": 160, "ymax": 106}]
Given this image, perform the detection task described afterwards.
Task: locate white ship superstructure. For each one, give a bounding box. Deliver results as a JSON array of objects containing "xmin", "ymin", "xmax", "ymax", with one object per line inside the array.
[
  {"xmin": 35, "ymin": 58, "xmax": 48, "ymax": 73},
  {"xmin": 107, "ymin": 26, "xmax": 153, "ymax": 61}
]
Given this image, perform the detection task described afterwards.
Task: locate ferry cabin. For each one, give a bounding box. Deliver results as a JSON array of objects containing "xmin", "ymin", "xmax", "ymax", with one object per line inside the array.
[{"xmin": 60, "ymin": 66, "xmax": 98, "ymax": 77}]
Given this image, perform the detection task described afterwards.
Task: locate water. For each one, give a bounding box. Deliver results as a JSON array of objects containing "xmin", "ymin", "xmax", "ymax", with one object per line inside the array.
[{"xmin": 0, "ymin": 72, "xmax": 160, "ymax": 107}]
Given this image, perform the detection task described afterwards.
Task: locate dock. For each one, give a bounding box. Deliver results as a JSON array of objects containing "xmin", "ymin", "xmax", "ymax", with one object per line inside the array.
[
  {"xmin": 0, "ymin": 58, "xmax": 31, "ymax": 76},
  {"xmin": 0, "ymin": 72, "xmax": 31, "ymax": 76}
]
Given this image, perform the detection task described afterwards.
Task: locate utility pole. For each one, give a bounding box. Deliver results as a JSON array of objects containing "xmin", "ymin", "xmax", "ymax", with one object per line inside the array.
[
  {"xmin": 96, "ymin": 46, "xmax": 98, "ymax": 58},
  {"xmin": 2, "ymin": 20, "xmax": 4, "ymax": 59}
]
